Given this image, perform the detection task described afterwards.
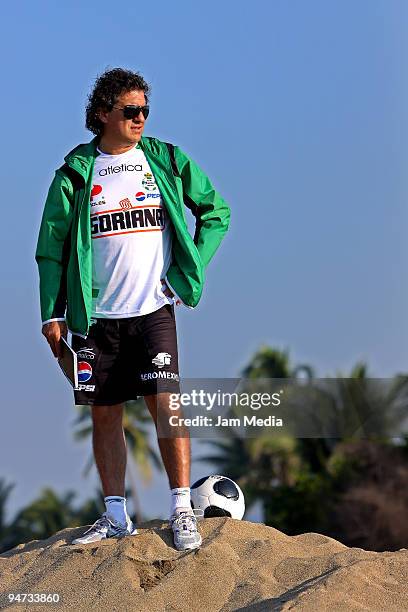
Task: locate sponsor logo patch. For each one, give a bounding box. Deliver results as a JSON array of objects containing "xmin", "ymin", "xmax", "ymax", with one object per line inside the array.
[
  {"xmin": 91, "ymin": 185, "xmax": 102, "ymax": 198},
  {"xmin": 140, "ymin": 371, "xmax": 179, "ymax": 382},
  {"xmin": 77, "ymin": 384, "xmax": 96, "ymax": 392},
  {"xmin": 119, "ymin": 197, "xmax": 133, "ymax": 210},
  {"xmin": 77, "ymin": 348, "xmax": 95, "ymax": 360},
  {"xmin": 91, "ymin": 207, "xmax": 165, "ymax": 237},
  {"xmin": 78, "ymin": 361, "xmax": 92, "ymax": 382},
  {"xmin": 142, "ymin": 172, "xmax": 157, "ymax": 191},
  {"xmin": 152, "ymin": 352, "xmax": 172, "ymax": 368},
  {"xmin": 98, "ymin": 163, "xmax": 142, "ymax": 176},
  {"xmin": 136, "ymin": 191, "xmax": 146, "ymax": 201},
  {"xmin": 135, "ymin": 191, "xmax": 161, "ymax": 202},
  {"xmin": 91, "ymin": 184, "xmax": 105, "ymax": 207}
]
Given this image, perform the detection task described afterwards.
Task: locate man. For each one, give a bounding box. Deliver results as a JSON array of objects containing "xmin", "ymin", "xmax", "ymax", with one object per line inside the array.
[{"xmin": 35, "ymin": 68, "xmax": 230, "ymax": 551}]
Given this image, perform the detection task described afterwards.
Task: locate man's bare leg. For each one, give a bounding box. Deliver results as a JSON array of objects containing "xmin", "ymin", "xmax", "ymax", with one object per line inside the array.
[
  {"xmin": 71, "ymin": 403, "xmax": 131, "ymax": 544},
  {"xmin": 144, "ymin": 391, "xmax": 202, "ymax": 550},
  {"xmin": 144, "ymin": 392, "xmax": 191, "ymax": 488},
  {"xmin": 92, "ymin": 403, "xmax": 126, "ymax": 496}
]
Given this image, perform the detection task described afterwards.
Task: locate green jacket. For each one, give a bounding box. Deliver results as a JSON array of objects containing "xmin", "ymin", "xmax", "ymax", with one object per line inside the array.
[{"xmin": 35, "ymin": 135, "xmax": 231, "ymax": 337}]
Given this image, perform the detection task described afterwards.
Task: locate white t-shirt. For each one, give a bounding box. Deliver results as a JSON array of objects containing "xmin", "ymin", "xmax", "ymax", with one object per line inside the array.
[{"xmin": 90, "ymin": 143, "xmax": 174, "ymax": 318}]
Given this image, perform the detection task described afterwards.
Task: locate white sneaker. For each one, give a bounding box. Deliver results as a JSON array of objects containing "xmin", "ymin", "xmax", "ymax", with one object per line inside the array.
[
  {"xmin": 170, "ymin": 508, "xmax": 203, "ymax": 551},
  {"xmin": 71, "ymin": 512, "xmax": 138, "ymax": 544}
]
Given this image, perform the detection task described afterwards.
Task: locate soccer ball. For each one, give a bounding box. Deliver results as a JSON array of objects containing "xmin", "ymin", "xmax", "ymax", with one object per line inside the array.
[{"xmin": 190, "ymin": 474, "xmax": 245, "ymax": 519}]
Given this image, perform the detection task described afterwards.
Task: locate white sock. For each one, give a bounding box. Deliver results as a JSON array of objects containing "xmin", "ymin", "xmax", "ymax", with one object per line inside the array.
[
  {"xmin": 170, "ymin": 487, "xmax": 191, "ymax": 516},
  {"xmin": 104, "ymin": 495, "xmax": 128, "ymax": 526}
]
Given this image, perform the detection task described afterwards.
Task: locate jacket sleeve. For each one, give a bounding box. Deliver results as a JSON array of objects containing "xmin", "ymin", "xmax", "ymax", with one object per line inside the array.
[
  {"xmin": 173, "ymin": 146, "xmax": 231, "ymax": 269},
  {"xmin": 35, "ymin": 170, "xmax": 74, "ymax": 324}
]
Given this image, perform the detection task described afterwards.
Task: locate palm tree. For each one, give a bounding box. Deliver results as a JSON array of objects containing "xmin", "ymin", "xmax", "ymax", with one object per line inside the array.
[
  {"xmin": 72, "ymin": 398, "xmax": 162, "ymax": 521},
  {"xmin": 294, "ymin": 363, "xmax": 408, "ymax": 447},
  {"xmin": 6, "ymin": 488, "xmax": 77, "ymax": 548},
  {"xmin": 199, "ymin": 346, "xmax": 312, "ymax": 517},
  {"xmin": 1, "ymin": 486, "xmax": 112, "ymax": 553},
  {"xmin": 201, "ymin": 345, "xmax": 408, "ymax": 543},
  {"xmin": 241, "ymin": 345, "xmax": 313, "ymax": 380}
]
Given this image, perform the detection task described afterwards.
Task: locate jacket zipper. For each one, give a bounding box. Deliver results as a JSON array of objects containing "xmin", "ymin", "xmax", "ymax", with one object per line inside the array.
[{"xmin": 67, "ymin": 161, "xmax": 92, "ymax": 338}]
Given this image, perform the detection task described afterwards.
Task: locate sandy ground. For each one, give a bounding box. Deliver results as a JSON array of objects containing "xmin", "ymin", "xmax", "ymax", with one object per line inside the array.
[{"xmin": 1, "ymin": 517, "xmax": 407, "ymax": 611}]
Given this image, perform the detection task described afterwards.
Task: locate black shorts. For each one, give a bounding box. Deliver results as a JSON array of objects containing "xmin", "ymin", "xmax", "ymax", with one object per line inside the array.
[{"xmin": 71, "ymin": 303, "xmax": 180, "ymax": 406}]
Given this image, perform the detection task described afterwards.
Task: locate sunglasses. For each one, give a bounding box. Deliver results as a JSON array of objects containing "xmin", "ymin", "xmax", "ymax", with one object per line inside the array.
[{"xmin": 111, "ymin": 104, "xmax": 150, "ymax": 120}]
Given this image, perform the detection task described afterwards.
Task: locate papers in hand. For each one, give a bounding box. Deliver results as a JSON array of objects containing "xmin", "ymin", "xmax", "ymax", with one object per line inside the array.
[{"xmin": 58, "ymin": 336, "xmax": 79, "ymax": 389}]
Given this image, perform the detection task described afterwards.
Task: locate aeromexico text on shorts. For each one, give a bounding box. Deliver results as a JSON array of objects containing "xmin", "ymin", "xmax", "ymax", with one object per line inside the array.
[{"xmin": 140, "ymin": 371, "xmax": 180, "ymax": 382}]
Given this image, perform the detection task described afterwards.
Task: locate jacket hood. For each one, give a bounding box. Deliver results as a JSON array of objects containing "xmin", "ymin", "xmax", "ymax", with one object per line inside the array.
[{"xmin": 64, "ymin": 137, "xmax": 99, "ymax": 179}]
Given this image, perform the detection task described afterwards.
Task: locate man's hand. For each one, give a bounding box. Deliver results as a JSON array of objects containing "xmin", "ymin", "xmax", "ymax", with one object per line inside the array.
[
  {"xmin": 161, "ymin": 278, "xmax": 181, "ymax": 306},
  {"xmin": 42, "ymin": 321, "xmax": 68, "ymax": 358}
]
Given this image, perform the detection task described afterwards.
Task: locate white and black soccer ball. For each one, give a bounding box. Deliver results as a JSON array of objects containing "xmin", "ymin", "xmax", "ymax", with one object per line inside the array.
[{"xmin": 190, "ymin": 475, "xmax": 245, "ymax": 519}]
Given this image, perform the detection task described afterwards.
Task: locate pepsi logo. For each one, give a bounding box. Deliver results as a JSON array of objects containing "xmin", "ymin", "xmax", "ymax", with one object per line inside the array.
[
  {"xmin": 78, "ymin": 361, "xmax": 92, "ymax": 383},
  {"xmin": 135, "ymin": 192, "xmax": 160, "ymax": 202}
]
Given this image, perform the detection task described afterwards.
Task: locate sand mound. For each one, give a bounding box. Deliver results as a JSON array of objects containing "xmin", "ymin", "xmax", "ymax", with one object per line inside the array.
[{"xmin": 1, "ymin": 518, "xmax": 407, "ymax": 611}]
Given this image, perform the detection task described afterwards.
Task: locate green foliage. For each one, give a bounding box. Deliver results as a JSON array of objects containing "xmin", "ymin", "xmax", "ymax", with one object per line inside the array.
[
  {"xmin": 241, "ymin": 345, "xmax": 314, "ymax": 380},
  {"xmin": 0, "ymin": 486, "xmax": 106, "ymax": 553},
  {"xmin": 200, "ymin": 345, "xmax": 408, "ymax": 551},
  {"xmin": 3, "ymin": 346, "xmax": 408, "ymax": 553},
  {"xmin": 264, "ymin": 472, "xmax": 335, "ymax": 534}
]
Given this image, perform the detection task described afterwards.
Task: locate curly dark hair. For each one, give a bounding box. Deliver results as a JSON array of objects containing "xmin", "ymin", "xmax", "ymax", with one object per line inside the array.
[{"xmin": 85, "ymin": 67, "xmax": 151, "ymax": 136}]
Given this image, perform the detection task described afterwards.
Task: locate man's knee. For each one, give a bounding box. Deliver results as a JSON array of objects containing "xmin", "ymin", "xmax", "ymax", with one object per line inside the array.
[
  {"xmin": 144, "ymin": 392, "xmax": 176, "ymax": 420},
  {"xmin": 92, "ymin": 403, "xmax": 124, "ymax": 426}
]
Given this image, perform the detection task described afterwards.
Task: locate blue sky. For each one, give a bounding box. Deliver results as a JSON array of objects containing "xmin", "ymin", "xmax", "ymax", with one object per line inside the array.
[{"xmin": 1, "ymin": 0, "xmax": 407, "ymax": 522}]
